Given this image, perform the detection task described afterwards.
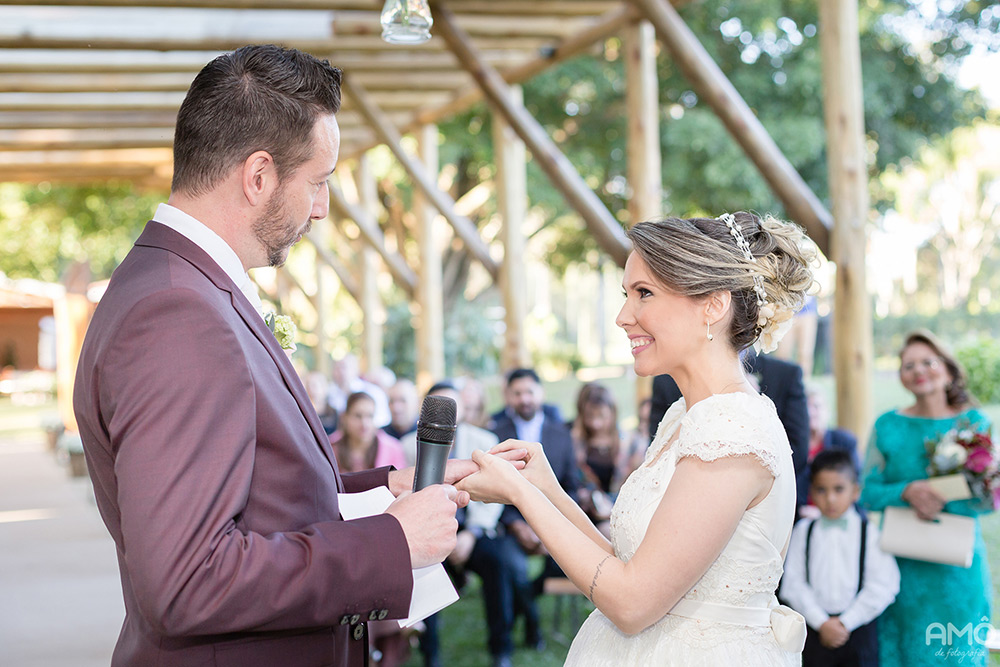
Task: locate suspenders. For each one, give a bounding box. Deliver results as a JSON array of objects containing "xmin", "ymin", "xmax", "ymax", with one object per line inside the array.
[{"xmin": 804, "ymin": 516, "xmax": 868, "ymax": 593}]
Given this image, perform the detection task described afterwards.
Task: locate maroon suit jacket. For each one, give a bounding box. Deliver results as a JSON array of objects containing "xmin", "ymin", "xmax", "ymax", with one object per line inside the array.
[{"xmin": 74, "ymin": 221, "xmax": 413, "ymax": 666}]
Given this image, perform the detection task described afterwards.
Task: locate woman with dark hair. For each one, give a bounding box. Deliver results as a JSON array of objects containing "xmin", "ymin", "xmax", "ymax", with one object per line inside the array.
[
  {"xmin": 571, "ymin": 382, "xmax": 624, "ymax": 495},
  {"xmin": 459, "ymin": 212, "xmax": 817, "ymax": 664},
  {"xmin": 861, "ymin": 330, "xmax": 993, "ymax": 667},
  {"xmin": 330, "ymin": 392, "xmax": 406, "ymax": 473}
]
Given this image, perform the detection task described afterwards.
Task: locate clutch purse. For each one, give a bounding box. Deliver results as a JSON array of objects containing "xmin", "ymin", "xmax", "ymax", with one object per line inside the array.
[{"xmin": 879, "ymin": 506, "xmax": 975, "ymax": 568}]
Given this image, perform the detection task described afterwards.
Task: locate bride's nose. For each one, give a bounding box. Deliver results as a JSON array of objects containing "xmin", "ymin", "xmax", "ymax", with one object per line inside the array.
[{"xmin": 615, "ymin": 300, "xmax": 632, "ymax": 328}]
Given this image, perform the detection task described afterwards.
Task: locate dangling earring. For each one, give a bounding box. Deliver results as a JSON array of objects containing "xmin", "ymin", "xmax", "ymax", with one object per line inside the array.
[{"xmin": 706, "ymin": 321, "xmax": 714, "ymax": 341}]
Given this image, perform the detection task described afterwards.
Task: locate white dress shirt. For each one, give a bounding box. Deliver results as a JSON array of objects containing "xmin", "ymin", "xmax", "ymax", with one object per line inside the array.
[
  {"xmin": 782, "ymin": 506, "xmax": 900, "ymax": 632},
  {"xmin": 153, "ymin": 203, "xmax": 265, "ymax": 319},
  {"xmin": 512, "ymin": 409, "xmax": 544, "ymax": 444}
]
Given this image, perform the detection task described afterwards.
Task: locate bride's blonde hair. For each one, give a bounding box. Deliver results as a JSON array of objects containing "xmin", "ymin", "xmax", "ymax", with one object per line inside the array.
[{"xmin": 626, "ymin": 212, "xmax": 817, "ymax": 352}]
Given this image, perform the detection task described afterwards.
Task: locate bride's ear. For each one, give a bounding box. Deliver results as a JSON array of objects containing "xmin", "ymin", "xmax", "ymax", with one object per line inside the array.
[{"xmin": 703, "ymin": 291, "xmax": 732, "ymax": 327}]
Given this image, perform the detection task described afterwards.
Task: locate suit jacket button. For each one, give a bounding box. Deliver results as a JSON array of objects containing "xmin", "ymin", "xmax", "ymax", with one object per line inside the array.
[
  {"xmin": 369, "ymin": 610, "xmax": 379, "ymax": 621},
  {"xmin": 378, "ymin": 609, "xmax": 388, "ymax": 620},
  {"xmin": 340, "ymin": 615, "xmax": 351, "ymax": 626},
  {"xmin": 352, "ymin": 624, "xmax": 365, "ymax": 641},
  {"xmin": 350, "ymin": 613, "xmax": 361, "ymax": 625}
]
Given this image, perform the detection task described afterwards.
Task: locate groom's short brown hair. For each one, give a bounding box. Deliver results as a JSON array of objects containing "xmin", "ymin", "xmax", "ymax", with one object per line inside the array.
[{"xmin": 171, "ymin": 44, "xmax": 342, "ymax": 196}]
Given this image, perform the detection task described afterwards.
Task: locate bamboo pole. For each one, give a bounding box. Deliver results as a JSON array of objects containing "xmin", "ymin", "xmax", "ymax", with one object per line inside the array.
[
  {"xmin": 819, "ymin": 0, "xmax": 872, "ymax": 440},
  {"xmin": 328, "ymin": 181, "xmax": 418, "ymax": 297},
  {"xmin": 342, "ymin": 74, "xmax": 500, "ymax": 281},
  {"xmin": 430, "ymin": 2, "xmax": 631, "ymax": 267},
  {"xmin": 629, "ymin": 0, "xmax": 832, "ymax": 255},
  {"xmin": 493, "ymin": 85, "xmax": 530, "ymax": 371},
  {"xmin": 415, "ymin": 125, "xmax": 446, "ymax": 391},
  {"xmin": 357, "ymin": 155, "xmax": 384, "ymax": 375}
]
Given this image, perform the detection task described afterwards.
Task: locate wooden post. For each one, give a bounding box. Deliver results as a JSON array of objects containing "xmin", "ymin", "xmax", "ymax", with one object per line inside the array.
[
  {"xmin": 625, "ymin": 18, "xmax": 662, "ymax": 227},
  {"xmin": 819, "ymin": 0, "xmax": 872, "ymax": 439},
  {"xmin": 357, "ymin": 155, "xmax": 384, "ymax": 375},
  {"xmin": 624, "ymin": 18, "xmax": 661, "ymax": 403},
  {"xmin": 493, "ymin": 85, "xmax": 530, "ymax": 371},
  {"xmin": 430, "ymin": 2, "xmax": 632, "ymax": 268},
  {"xmin": 629, "ymin": 0, "xmax": 832, "ymax": 255},
  {"xmin": 415, "ymin": 125, "xmax": 446, "ymax": 391},
  {"xmin": 342, "ymin": 74, "xmax": 501, "ymax": 281}
]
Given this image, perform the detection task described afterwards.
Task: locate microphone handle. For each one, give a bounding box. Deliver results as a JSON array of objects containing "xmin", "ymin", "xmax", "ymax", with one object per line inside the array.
[{"xmin": 413, "ymin": 439, "xmax": 452, "ymax": 491}]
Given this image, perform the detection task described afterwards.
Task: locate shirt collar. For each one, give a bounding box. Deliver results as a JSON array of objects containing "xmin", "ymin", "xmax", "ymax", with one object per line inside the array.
[{"xmin": 154, "ymin": 203, "xmax": 249, "ymax": 294}]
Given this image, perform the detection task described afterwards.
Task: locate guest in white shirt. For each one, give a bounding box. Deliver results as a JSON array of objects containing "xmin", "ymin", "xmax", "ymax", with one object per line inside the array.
[{"xmin": 782, "ymin": 449, "xmax": 900, "ymax": 667}]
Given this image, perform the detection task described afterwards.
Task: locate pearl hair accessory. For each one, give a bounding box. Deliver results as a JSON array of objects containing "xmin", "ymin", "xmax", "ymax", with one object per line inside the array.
[
  {"xmin": 719, "ymin": 213, "xmax": 767, "ymax": 307},
  {"xmin": 717, "ymin": 213, "xmax": 795, "ymax": 354}
]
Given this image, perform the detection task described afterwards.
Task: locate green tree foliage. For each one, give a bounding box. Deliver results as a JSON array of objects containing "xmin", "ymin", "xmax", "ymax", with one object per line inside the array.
[
  {"xmin": 0, "ymin": 182, "xmax": 165, "ymax": 282},
  {"xmin": 436, "ymin": 0, "xmax": 995, "ymax": 275}
]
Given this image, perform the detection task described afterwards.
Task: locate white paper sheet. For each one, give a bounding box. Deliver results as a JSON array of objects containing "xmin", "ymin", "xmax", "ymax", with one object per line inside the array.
[{"xmin": 338, "ymin": 486, "xmax": 459, "ymax": 628}]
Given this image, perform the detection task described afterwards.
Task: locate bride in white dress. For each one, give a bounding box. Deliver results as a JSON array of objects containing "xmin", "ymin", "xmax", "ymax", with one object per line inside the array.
[{"xmin": 459, "ymin": 212, "xmax": 816, "ymax": 665}]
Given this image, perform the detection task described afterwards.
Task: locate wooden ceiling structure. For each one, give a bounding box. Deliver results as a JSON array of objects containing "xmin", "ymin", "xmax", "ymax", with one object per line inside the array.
[{"xmin": 0, "ymin": 0, "xmax": 873, "ymax": 435}]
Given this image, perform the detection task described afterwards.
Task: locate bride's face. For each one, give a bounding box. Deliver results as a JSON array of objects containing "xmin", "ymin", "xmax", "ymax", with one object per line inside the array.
[{"xmin": 616, "ymin": 252, "xmax": 705, "ymax": 377}]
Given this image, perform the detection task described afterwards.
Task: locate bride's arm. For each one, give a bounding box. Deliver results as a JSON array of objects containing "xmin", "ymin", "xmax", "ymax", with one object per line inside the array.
[{"xmin": 465, "ymin": 450, "xmax": 772, "ymax": 635}]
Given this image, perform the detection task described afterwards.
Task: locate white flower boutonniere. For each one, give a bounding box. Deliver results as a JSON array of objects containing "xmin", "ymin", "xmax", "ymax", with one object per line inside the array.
[{"xmin": 265, "ymin": 312, "xmax": 297, "ymax": 352}]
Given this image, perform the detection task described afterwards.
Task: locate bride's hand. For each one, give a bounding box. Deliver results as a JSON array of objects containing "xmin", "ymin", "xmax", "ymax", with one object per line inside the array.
[
  {"xmin": 491, "ymin": 439, "xmax": 560, "ymax": 497},
  {"xmin": 457, "ymin": 449, "xmax": 529, "ymax": 505}
]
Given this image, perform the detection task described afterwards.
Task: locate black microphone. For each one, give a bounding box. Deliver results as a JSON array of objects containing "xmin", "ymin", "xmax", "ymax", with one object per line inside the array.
[{"xmin": 412, "ymin": 395, "xmax": 458, "ymax": 491}]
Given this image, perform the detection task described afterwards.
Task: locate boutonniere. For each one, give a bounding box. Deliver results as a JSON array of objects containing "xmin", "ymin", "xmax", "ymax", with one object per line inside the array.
[{"xmin": 264, "ymin": 312, "xmax": 297, "ymax": 352}]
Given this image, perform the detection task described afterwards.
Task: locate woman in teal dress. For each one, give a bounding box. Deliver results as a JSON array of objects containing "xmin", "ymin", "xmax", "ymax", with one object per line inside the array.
[{"xmin": 862, "ymin": 330, "xmax": 994, "ymax": 667}]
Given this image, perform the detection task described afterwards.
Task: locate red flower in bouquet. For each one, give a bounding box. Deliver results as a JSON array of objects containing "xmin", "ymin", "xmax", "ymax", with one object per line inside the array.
[{"xmin": 926, "ymin": 426, "xmax": 998, "ymax": 508}]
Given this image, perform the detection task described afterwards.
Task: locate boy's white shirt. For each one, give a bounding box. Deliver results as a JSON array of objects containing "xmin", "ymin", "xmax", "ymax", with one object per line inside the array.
[{"xmin": 782, "ymin": 506, "xmax": 901, "ymax": 632}]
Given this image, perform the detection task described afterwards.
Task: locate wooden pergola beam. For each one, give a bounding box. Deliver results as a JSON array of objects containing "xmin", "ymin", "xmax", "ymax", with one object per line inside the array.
[
  {"xmin": 630, "ymin": 0, "xmax": 832, "ymax": 254},
  {"xmin": 0, "ymin": 111, "xmax": 178, "ymax": 130},
  {"xmin": 431, "ymin": 2, "xmax": 631, "ymax": 267},
  {"xmin": 0, "ymin": 35, "xmax": 550, "ymax": 53},
  {"xmin": 0, "ymin": 0, "xmax": 620, "ymax": 14},
  {"xmin": 327, "ymin": 181, "xmax": 418, "ymax": 298},
  {"xmin": 302, "ymin": 233, "xmax": 361, "ymax": 303},
  {"xmin": 404, "ymin": 4, "xmax": 636, "ymax": 133},
  {"xmin": 343, "ymin": 74, "xmax": 500, "ymax": 282}
]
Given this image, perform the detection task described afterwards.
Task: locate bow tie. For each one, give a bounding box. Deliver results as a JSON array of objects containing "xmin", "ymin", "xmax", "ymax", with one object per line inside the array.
[{"xmin": 820, "ymin": 517, "xmax": 848, "ymax": 530}]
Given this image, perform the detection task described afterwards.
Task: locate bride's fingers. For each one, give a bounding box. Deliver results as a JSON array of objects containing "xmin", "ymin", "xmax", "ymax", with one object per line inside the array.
[{"xmin": 489, "ymin": 438, "xmax": 534, "ymax": 455}]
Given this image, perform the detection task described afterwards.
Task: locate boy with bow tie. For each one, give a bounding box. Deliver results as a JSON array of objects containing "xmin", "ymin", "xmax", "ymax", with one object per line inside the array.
[{"xmin": 782, "ymin": 449, "xmax": 900, "ymax": 666}]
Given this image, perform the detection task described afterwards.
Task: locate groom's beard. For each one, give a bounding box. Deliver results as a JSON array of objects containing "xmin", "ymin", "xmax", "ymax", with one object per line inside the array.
[{"xmin": 252, "ymin": 185, "xmax": 308, "ymax": 268}]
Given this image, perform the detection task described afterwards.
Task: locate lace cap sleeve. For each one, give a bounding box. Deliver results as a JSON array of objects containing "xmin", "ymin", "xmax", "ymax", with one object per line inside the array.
[{"xmin": 674, "ymin": 393, "xmax": 788, "ymax": 477}]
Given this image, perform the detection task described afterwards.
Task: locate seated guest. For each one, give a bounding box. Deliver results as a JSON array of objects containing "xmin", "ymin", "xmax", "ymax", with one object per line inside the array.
[
  {"xmin": 303, "ymin": 370, "xmax": 339, "ymax": 434},
  {"xmin": 327, "ymin": 353, "xmax": 391, "ymax": 427},
  {"xmin": 782, "ymin": 450, "xmax": 900, "ymax": 667},
  {"xmin": 330, "ymin": 391, "xmax": 406, "ymax": 472},
  {"xmin": 385, "ymin": 378, "xmax": 419, "ymax": 440},
  {"xmin": 569, "ymin": 383, "xmax": 622, "ymax": 530},
  {"xmin": 490, "ymin": 368, "xmax": 580, "ymax": 662}
]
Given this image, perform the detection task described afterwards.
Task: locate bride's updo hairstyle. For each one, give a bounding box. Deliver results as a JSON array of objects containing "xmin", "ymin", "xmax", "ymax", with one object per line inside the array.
[{"xmin": 626, "ymin": 211, "xmax": 817, "ymax": 353}]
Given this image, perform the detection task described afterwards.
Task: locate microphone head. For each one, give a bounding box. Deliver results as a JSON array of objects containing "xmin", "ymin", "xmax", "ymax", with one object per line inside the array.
[{"xmin": 417, "ymin": 395, "xmax": 457, "ymax": 444}]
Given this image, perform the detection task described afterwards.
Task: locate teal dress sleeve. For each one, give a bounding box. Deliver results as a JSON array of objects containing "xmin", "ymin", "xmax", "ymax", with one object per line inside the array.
[{"xmin": 860, "ymin": 412, "xmax": 910, "ymax": 510}]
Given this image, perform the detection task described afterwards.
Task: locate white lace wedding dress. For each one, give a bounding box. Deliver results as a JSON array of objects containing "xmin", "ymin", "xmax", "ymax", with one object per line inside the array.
[{"xmin": 565, "ymin": 392, "xmax": 802, "ymax": 666}]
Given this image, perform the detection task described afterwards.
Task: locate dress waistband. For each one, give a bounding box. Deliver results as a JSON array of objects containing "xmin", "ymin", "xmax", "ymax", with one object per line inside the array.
[
  {"xmin": 668, "ymin": 598, "xmax": 773, "ymax": 626},
  {"xmin": 668, "ymin": 597, "xmax": 807, "ymax": 653}
]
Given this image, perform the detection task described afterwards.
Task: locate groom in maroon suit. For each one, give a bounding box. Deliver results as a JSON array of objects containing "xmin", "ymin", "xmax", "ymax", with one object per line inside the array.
[{"xmin": 73, "ymin": 45, "xmax": 469, "ymax": 667}]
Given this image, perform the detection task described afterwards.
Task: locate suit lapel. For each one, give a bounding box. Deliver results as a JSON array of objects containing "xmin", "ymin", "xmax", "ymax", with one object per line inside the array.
[{"xmin": 136, "ymin": 222, "xmax": 342, "ymax": 487}]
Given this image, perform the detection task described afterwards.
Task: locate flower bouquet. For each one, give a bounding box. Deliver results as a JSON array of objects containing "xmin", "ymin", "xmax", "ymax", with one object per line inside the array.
[{"xmin": 926, "ymin": 426, "xmax": 999, "ymax": 510}]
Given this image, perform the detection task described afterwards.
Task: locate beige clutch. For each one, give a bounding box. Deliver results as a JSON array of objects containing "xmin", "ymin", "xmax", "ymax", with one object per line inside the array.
[{"xmin": 879, "ymin": 506, "xmax": 975, "ymax": 568}]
